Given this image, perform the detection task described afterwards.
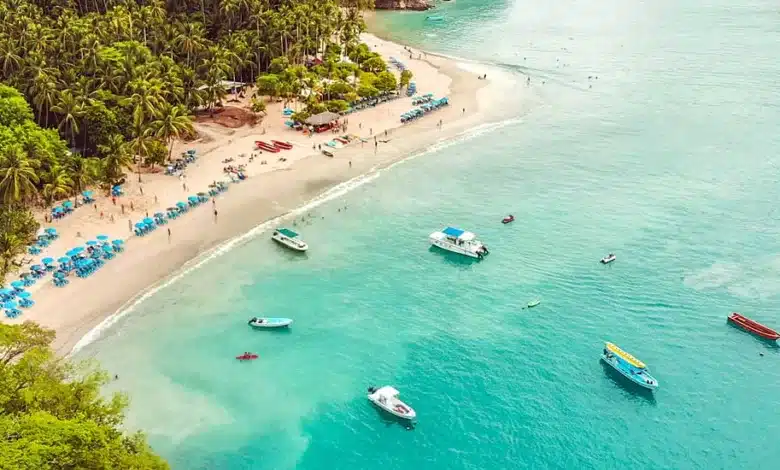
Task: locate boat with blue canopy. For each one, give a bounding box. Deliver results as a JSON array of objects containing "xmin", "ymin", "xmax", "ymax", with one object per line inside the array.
[
  {"xmin": 272, "ymin": 228, "xmax": 308, "ymax": 252},
  {"xmin": 429, "ymin": 227, "xmax": 489, "ymax": 259},
  {"xmin": 601, "ymin": 342, "xmax": 659, "ymax": 390}
]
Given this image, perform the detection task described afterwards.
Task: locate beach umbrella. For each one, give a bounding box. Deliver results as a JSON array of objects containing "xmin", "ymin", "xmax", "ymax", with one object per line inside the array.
[
  {"xmin": 63, "ymin": 201, "xmax": 73, "ymax": 208},
  {"xmin": 4, "ymin": 300, "xmax": 18, "ymax": 309},
  {"xmin": 96, "ymin": 235, "xmax": 109, "ymax": 241},
  {"xmin": 30, "ymin": 265, "xmax": 43, "ymax": 271},
  {"xmin": 154, "ymin": 212, "xmax": 164, "ymax": 218},
  {"xmin": 54, "ymin": 272, "xmax": 65, "ymax": 279},
  {"xmin": 0, "ymin": 288, "xmax": 12, "ymax": 296},
  {"xmin": 58, "ymin": 257, "xmax": 70, "ymax": 263},
  {"xmin": 176, "ymin": 201, "xmax": 187, "ymax": 207},
  {"xmin": 82, "ymin": 190, "xmax": 93, "ymax": 197},
  {"xmin": 187, "ymin": 196, "xmax": 198, "ymax": 202},
  {"xmin": 86, "ymin": 240, "xmax": 98, "ymax": 246},
  {"xmin": 112, "ymin": 239, "xmax": 124, "ymax": 245},
  {"xmin": 42, "ymin": 257, "xmax": 54, "ymax": 264},
  {"xmin": 197, "ymin": 192, "xmax": 207, "ymax": 196},
  {"xmin": 166, "ymin": 207, "xmax": 177, "ymax": 212},
  {"xmin": 10, "ymin": 280, "xmax": 24, "ymax": 289},
  {"xmin": 45, "ymin": 227, "xmax": 57, "ymax": 235},
  {"xmin": 53, "ymin": 207, "xmax": 63, "ymax": 213},
  {"xmin": 142, "ymin": 217, "xmax": 155, "ymax": 225},
  {"xmin": 17, "ymin": 291, "xmax": 30, "ymax": 299}
]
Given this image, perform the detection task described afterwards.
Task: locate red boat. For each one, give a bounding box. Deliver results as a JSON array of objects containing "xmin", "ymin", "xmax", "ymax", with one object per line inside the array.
[
  {"xmin": 236, "ymin": 353, "xmax": 259, "ymax": 361},
  {"xmin": 728, "ymin": 313, "xmax": 779, "ymax": 340},
  {"xmin": 502, "ymin": 215, "xmax": 515, "ymax": 224},
  {"xmin": 272, "ymin": 140, "xmax": 293, "ymax": 150},
  {"xmin": 255, "ymin": 141, "xmax": 280, "ymax": 153}
]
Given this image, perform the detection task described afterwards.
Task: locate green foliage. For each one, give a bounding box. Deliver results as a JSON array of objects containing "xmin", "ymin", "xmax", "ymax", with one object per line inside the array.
[
  {"xmin": 373, "ymin": 71, "xmax": 398, "ymax": 93},
  {"xmin": 0, "ymin": 322, "xmax": 169, "ymax": 469},
  {"xmin": 255, "ymin": 74, "xmax": 281, "ymax": 99},
  {"xmin": 361, "ymin": 56, "xmax": 387, "ymax": 74},
  {"xmin": 0, "ymin": 85, "xmax": 34, "ymax": 127},
  {"xmin": 400, "ymin": 69, "xmax": 414, "ymax": 88},
  {"xmin": 357, "ymin": 84, "xmax": 379, "ymax": 98},
  {"xmin": 290, "ymin": 111, "xmax": 311, "ymax": 124},
  {"xmin": 0, "ymin": 208, "xmax": 38, "ymax": 283},
  {"xmin": 250, "ymin": 97, "xmax": 267, "ymax": 114},
  {"xmin": 144, "ymin": 139, "xmax": 169, "ymax": 168},
  {"xmin": 325, "ymin": 100, "xmax": 350, "ymax": 113}
]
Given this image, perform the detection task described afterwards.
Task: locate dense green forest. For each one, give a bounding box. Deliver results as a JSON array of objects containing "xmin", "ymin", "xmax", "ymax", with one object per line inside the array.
[
  {"xmin": 0, "ymin": 321, "xmax": 169, "ymax": 468},
  {"xmin": 0, "ymin": 0, "xmax": 406, "ymax": 285}
]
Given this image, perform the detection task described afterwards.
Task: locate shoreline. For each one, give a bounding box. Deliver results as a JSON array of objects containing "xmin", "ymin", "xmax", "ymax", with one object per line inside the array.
[{"xmin": 6, "ymin": 33, "xmax": 521, "ymax": 356}]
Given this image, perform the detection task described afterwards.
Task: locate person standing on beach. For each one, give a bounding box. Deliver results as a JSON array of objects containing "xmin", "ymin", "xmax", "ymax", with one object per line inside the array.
[
  {"xmin": 121, "ymin": 203, "xmax": 125, "ymax": 214},
  {"xmin": 213, "ymin": 208, "xmax": 218, "ymax": 222},
  {"xmin": 167, "ymin": 228, "xmax": 171, "ymax": 242},
  {"xmin": 128, "ymin": 220, "xmax": 132, "ymax": 232},
  {"xmin": 349, "ymin": 160, "xmax": 352, "ymax": 168}
]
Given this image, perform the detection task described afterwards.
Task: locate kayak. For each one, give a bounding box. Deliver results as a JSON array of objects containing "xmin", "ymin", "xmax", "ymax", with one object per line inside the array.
[
  {"xmin": 236, "ymin": 353, "xmax": 259, "ymax": 361},
  {"xmin": 527, "ymin": 299, "xmax": 541, "ymax": 308},
  {"xmin": 502, "ymin": 215, "xmax": 515, "ymax": 224}
]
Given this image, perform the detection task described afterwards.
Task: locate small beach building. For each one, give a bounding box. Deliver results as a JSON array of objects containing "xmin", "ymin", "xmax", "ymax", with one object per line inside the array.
[{"xmin": 305, "ymin": 111, "xmax": 340, "ymax": 132}]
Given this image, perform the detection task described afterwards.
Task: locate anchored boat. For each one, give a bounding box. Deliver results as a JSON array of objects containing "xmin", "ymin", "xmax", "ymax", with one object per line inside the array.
[
  {"xmin": 367, "ymin": 386, "xmax": 416, "ymax": 420},
  {"xmin": 600, "ymin": 253, "xmax": 616, "ymax": 264},
  {"xmin": 248, "ymin": 317, "xmax": 293, "ymax": 329},
  {"xmin": 601, "ymin": 342, "xmax": 658, "ymax": 390},
  {"xmin": 728, "ymin": 313, "xmax": 779, "ymax": 340},
  {"xmin": 272, "ymin": 228, "xmax": 308, "ymax": 252},
  {"xmin": 429, "ymin": 227, "xmax": 489, "ymax": 259}
]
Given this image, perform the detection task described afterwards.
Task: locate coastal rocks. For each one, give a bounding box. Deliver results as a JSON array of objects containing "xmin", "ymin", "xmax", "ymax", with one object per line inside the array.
[{"xmin": 374, "ymin": 0, "xmax": 433, "ymax": 11}]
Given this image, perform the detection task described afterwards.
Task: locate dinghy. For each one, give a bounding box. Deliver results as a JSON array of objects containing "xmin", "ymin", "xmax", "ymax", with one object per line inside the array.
[
  {"xmin": 236, "ymin": 352, "xmax": 259, "ymax": 360},
  {"xmin": 527, "ymin": 299, "xmax": 541, "ymax": 308},
  {"xmin": 272, "ymin": 228, "xmax": 308, "ymax": 252},
  {"xmin": 248, "ymin": 317, "xmax": 293, "ymax": 329},
  {"xmin": 502, "ymin": 215, "xmax": 515, "ymax": 224},
  {"xmin": 600, "ymin": 253, "xmax": 616, "ymax": 264}
]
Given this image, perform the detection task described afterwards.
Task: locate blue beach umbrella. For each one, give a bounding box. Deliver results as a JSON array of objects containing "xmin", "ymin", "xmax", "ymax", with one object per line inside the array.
[
  {"xmin": 17, "ymin": 291, "xmax": 30, "ymax": 299},
  {"xmin": 135, "ymin": 222, "xmax": 146, "ymax": 228},
  {"xmin": 45, "ymin": 227, "xmax": 57, "ymax": 235},
  {"xmin": 54, "ymin": 271, "xmax": 65, "ymax": 279},
  {"xmin": 4, "ymin": 300, "xmax": 18, "ymax": 309},
  {"xmin": 0, "ymin": 288, "xmax": 12, "ymax": 297},
  {"xmin": 112, "ymin": 239, "xmax": 124, "ymax": 245},
  {"xmin": 96, "ymin": 235, "xmax": 109, "ymax": 241},
  {"xmin": 143, "ymin": 217, "xmax": 155, "ymax": 225},
  {"xmin": 82, "ymin": 190, "xmax": 93, "ymax": 197},
  {"xmin": 42, "ymin": 257, "xmax": 54, "ymax": 264},
  {"xmin": 10, "ymin": 280, "xmax": 24, "ymax": 289},
  {"xmin": 176, "ymin": 201, "xmax": 187, "ymax": 207},
  {"xmin": 30, "ymin": 265, "xmax": 43, "ymax": 271},
  {"xmin": 63, "ymin": 201, "xmax": 73, "ymax": 208},
  {"xmin": 86, "ymin": 240, "xmax": 98, "ymax": 246},
  {"xmin": 58, "ymin": 257, "xmax": 70, "ymax": 263},
  {"xmin": 53, "ymin": 207, "xmax": 63, "ymax": 213}
]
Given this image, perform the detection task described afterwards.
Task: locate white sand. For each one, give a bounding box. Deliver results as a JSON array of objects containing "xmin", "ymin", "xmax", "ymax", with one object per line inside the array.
[{"xmin": 3, "ymin": 34, "xmax": 520, "ymax": 354}]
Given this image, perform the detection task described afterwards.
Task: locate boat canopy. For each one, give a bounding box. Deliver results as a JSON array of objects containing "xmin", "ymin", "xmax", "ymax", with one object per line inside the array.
[
  {"xmin": 376, "ymin": 386, "xmax": 400, "ymax": 397},
  {"xmin": 277, "ymin": 228, "xmax": 299, "ymax": 238},
  {"xmin": 442, "ymin": 227, "xmax": 476, "ymax": 241},
  {"xmin": 606, "ymin": 342, "xmax": 646, "ymax": 369}
]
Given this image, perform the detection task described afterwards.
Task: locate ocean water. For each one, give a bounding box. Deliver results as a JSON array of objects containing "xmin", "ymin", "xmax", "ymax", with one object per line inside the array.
[{"xmin": 78, "ymin": 0, "xmax": 780, "ymax": 468}]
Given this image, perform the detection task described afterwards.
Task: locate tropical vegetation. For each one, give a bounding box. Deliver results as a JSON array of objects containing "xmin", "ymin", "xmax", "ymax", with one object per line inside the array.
[
  {"xmin": 0, "ymin": 0, "xmax": 407, "ymax": 286},
  {"xmin": 0, "ymin": 321, "xmax": 169, "ymax": 468}
]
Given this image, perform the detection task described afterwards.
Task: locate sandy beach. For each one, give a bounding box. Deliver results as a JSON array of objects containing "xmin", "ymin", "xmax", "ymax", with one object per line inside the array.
[{"xmin": 3, "ymin": 33, "xmax": 519, "ymax": 354}]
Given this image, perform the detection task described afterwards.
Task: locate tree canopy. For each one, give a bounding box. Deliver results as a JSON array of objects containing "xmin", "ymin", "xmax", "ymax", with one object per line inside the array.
[{"xmin": 0, "ymin": 322, "xmax": 168, "ymax": 469}]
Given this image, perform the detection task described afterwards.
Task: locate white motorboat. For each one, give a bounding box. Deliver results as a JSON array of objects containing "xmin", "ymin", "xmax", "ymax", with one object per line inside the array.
[
  {"xmin": 429, "ymin": 227, "xmax": 489, "ymax": 259},
  {"xmin": 248, "ymin": 317, "xmax": 293, "ymax": 329},
  {"xmin": 600, "ymin": 253, "xmax": 616, "ymax": 264},
  {"xmin": 367, "ymin": 386, "xmax": 416, "ymax": 420},
  {"xmin": 272, "ymin": 228, "xmax": 308, "ymax": 252}
]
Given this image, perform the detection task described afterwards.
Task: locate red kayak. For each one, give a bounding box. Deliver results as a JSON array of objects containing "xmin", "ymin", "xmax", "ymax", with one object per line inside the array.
[
  {"xmin": 236, "ymin": 353, "xmax": 259, "ymax": 361},
  {"xmin": 502, "ymin": 215, "xmax": 515, "ymax": 224},
  {"xmin": 272, "ymin": 140, "xmax": 293, "ymax": 150},
  {"xmin": 255, "ymin": 141, "xmax": 280, "ymax": 153},
  {"xmin": 728, "ymin": 313, "xmax": 779, "ymax": 340}
]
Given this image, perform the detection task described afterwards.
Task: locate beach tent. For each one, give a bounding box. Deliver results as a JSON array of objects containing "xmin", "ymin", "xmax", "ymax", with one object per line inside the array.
[{"xmin": 304, "ymin": 111, "xmax": 340, "ymax": 127}]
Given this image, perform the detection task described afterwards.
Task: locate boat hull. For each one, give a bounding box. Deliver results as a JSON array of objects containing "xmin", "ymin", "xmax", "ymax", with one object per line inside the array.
[
  {"xmin": 601, "ymin": 354, "xmax": 658, "ymax": 390},
  {"xmin": 367, "ymin": 397, "xmax": 416, "ymax": 420},
  {"xmin": 249, "ymin": 317, "xmax": 293, "ymax": 328},
  {"xmin": 601, "ymin": 257, "xmax": 616, "ymax": 264},
  {"xmin": 272, "ymin": 235, "xmax": 308, "ymax": 252},
  {"xmin": 429, "ymin": 238, "xmax": 485, "ymax": 259},
  {"xmin": 728, "ymin": 313, "xmax": 779, "ymax": 340}
]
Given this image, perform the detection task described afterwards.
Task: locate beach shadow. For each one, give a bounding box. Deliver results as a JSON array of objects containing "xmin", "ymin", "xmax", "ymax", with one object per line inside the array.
[
  {"xmin": 427, "ymin": 246, "xmax": 482, "ymax": 267},
  {"xmin": 599, "ymin": 361, "xmax": 657, "ymax": 404},
  {"xmin": 726, "ymin": 321, "xmax": 780, "ymax": 352},
  {"xmin": 369, "ymin": 404, "xmax": 416, "ymax": 430}
]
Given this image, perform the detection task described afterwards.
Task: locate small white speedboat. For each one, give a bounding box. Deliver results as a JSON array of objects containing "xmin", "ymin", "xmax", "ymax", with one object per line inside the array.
[
  {"xmin": 272, "ymin": 228, "xmax": 308, "ymax": 252},
  {"xmin": 248, "ymin": 317, "xmax": 293, "ymax": 328},
  {"xmin": 600, "ymin": 253, "xmax": 616, "ymax": 264},
  {"xmin": 367, "ymin": 386, "xmax": 416, "ymax": 420}
]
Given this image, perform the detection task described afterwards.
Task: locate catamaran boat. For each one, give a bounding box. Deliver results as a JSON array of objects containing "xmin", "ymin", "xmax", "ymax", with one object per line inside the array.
[
  {"xmin": 367, "ymin": 386, "xmax": 416, "ymax": 420},
  {"xmin": 248, "ymin": 317, "xmax": 293, "ymax": 329},
  {"xmin": 272, "ymin": 228, "xmax": 308, "ymax": 252},
  {"xmin": 429, "ymin": 227, "xmax": 489, "ymax": 259},
  {"xmin": 601, "ymin": 253, "xmax": 616, "ymax": 264},
  {"xmin": 601, "ymin": 342, "xmax": 658, "ymax": 390}
]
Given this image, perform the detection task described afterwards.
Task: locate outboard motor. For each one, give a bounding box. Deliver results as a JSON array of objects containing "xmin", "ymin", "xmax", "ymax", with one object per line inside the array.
[{"xmin": 367, "ymin": 386, "xmax": 377, "ymax": 393}]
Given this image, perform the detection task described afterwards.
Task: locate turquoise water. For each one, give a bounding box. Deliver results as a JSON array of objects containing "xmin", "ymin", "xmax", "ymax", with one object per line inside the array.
[{"xmin": 80, "ymin": 0, "xmax": 780, "ymax": 468}]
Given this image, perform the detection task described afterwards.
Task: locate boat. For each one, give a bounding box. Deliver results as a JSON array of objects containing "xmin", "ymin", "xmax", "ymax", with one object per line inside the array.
[
  {"xmin": 272, "ymin": 228, "xmax": 308, "ymax": 252},
  {"xmin": 322, "ymin": 150, "xmax": 334, "ymax": 158},
  {"xmin": 502, "ymin": 215, "xmax": 515, "ymax": 224},
  {"xmin": 600, "ymin": 253, "xmax": 616, "ymax": 264},
  {"xmin": 527, "ymin": 299, "xmax": 541, "ymax": 308},
  {"xmin": 728, "ymin": 312, "xmax": 779, "ymax": 340},
  {"xmin": 367, "ymin": 386, "xmax": 416, "ymax": 420},
  {"xmin": 601, "ymin": 342, "xmax": 658, "ymax": 390},
  {"xmin": 236, "ymin": 352, "xmax": 259, "ymax": 361},
  {"xmin": 255, "ymin": 141, "xmax": 280, "ymax": 153},
  {"xmin": 248, "ymin": 317, "xmax": 293, "ymax": 329},
  {"xmin": 429, "ymin": 227, "xmax": 489, "ymax": 259},
  {"xmin": 425, "ymin": 15, "xmax": 445, "ymax": 22},
  {"xmin": 271, "ymin": 140, "xmax": 293, "ymax": 150}
]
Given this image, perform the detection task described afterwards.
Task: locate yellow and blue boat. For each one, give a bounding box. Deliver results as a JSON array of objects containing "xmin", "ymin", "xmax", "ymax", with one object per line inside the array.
[{"xmin": 601, "ymin": 342, "xmax": 659, "ymax": 390}]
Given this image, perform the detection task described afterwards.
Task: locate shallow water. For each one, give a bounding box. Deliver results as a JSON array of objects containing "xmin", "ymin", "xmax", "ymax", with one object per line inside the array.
[{"xmin": 80, "ymin": 0, "xmax": 780, "ymax": 468}]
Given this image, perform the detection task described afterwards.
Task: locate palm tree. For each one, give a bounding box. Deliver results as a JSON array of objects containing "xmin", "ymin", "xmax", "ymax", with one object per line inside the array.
[
  {"xmin": 0, "ymin": 231, "xmax": 27, "ymax": 285},
  {"xmin": 150, "ymin": 104, "xmax": 194, "ymax": 160},
  {"xmin": 98, "ymin": 134, "xmax": 134, "ymax": 184},
  {"xmin": 42, "ymin": 165, "xmax": 73, "ymax": 205},
  {"xmin": 129, "ymin": 117, "xmax": 155, "ymax": 182},
  {"xmin": 0, "ymin": 146, "xmax": 39, "ymax": 206},
  {"xmin": 65, "ymin": 155, "xmax": 98, "ymax": 202},
  {"xmin": 51, "ymin": 90, "xmax": 84, "ymax": 147}
]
